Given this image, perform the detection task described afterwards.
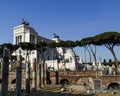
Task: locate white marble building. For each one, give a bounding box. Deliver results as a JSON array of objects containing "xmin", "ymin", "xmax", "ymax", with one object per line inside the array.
[{"xmin": 13, "ymin": 21, "xmax": 78, "ymax": 71}]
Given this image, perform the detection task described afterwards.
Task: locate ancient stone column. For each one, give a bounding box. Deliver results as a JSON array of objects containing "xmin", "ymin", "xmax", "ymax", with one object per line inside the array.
[
  {"xmin": 26, "ymin": 61, "xmax": 30, "ymax": 95},
  {"xmin": 44, "ymin": 63, "xmax": 47, "ymax": 85},
  {"xmin": 0, "ymin": 58, "xmax": 3, "ymax": 72},
  {"xmin": 38, "ymin": 63, "xmax": 41, "ymax": 89},
  {"xmin": 38, "ymin": 54, "xmax": 42, "ymax": 89},
  {"xmin": 15, "ymin": 50, "xmax": 22, "ymax": 96},
  {"xmin": 32, "ymin": 58, "xmax": 36, "ymax": 91},
  {"xmin": 41, "ymin": 63, "xmax": 44, "ymax": 87},
  {"xmin": 1, "ymin": 47, "xmax": 10, "ymax": 96}
]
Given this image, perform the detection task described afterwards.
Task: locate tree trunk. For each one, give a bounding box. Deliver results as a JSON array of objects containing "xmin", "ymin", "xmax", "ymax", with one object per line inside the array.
[
  {"xmin": 90, "ymin": 45, "xmax": 97, "ymax": 65},
  {"xmin": 110, "ymin": 49, "xmax": 119, "ymax": 69},
  {"xmin": 1, "ymin": 48, "xmax": 10, "ymax": 96},
  {"xmin": 15, "ymin": 53, "xmax": 22, "ymax": 96},
  {"xmin": 105, "ymin": 45, "xmax": 119, "ymax": 71},
  {"xmin": 85, "ymin": 46, "xmax": 92, "ymax": 63}
]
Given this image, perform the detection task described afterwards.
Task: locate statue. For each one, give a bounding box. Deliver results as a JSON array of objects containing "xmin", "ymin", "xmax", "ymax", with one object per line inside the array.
[
  {"xmin": 53, "ymin": 33, "xmax": 59, "ymax": 38},
  {"xmin": 21, "ymin": 18, "xmax": 29, "ymax": 25}
]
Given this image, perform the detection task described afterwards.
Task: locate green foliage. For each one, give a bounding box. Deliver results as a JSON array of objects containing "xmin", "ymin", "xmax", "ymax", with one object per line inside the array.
[
  {"xmin": 56, "ymin": 40, "xmax": 66, "ymax": 47},
  {"xmin": 35, "ymin": 41, "xmax": 47, "ymax": 52},
  {"xmin": 78, "ymin": 37, "xmax": 96, "ymax": 47},
  {"xmin": 19, "ymin": 42, "xmax": 35, "ymax": 50},
  {"xmin": 109, "ymin": 59, "xmax": 112, "ymax": 63},
  {"xmin": 48, "ymin": 41, "xmax": 57, "ymax": 48},
  {"xmin": 76, "ymin": 40, "xmax": 82, "ymax": 46},
  {"xmin": 0, "ymin": 43, "xmax": 15, "ymax": 57},
  {"xmin": 102, "ymin": 61, "xmax": 113, "ymax": 66},
  {"xmin": 103, "ymin": 59, "xmax": 107, "ymax": 63},
  {"xmin": 53, "ymin": 40, "xmax": 77, "ymax": 48},
  {"xmin": 76, "ymin": 31, "xmax": 120, "ymax": 47},
  {"xmin": 65, "ymin": 40, "xmax": 76, "ymax": 48},
  {"xmin": 102, "ymin": 58, "xmax": 114, "ymax": 66},
  {"xmin": 11, "ymin": 55, "xmax": 17, "ymax": 60},
  {"xmin": 94, "ymin": 31, "xmax": 120, "ymax": 45},
  {"xmin": 0, "ymin": 43, "xmax": 13, "ymax": 50},
  {"xmin": 0, "ymin": 46, "xmax": 3, "ymax": 57}
]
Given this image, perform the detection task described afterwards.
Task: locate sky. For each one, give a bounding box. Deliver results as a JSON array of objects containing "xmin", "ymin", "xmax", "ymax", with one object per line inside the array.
[{"xmin": 0, "ymin": 0, "xmax": 120, "ymax": 62}]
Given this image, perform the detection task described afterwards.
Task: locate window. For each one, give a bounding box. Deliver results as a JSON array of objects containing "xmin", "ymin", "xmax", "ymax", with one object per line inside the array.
[
  {"xmin": 70, "ymin": 57, "xmax": 72, "ymax": 62},
  {"xmin": 15, "ymin": 36, "xmax": 17, "ymax": 44},
  {"xmin": 94, "ymin": 80, "xmax": 101, "ymax": 89},
  {"xmin": 20, "ymin": 35, "xmax": 22, "ymax": 42},
  {"xmin": 32, "ymin": 52, "xmax": 34, "ymax": 54},
  {"xmin": 48, "ymin": 56, "xmax": 50, "ymax": 60},
  {"xmin": 30, "ymin": 34, "xmax": 35, "ymax": 43},
  {"xmin": 15, "ymin": 35, "xmax": 22, "ymax": 44},
  {"xmin": 65, "ymin": 59, "xmax": 69, "ymax": 63}
]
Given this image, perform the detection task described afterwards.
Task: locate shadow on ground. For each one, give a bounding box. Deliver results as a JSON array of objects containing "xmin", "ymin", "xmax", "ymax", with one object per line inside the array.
[{"xmin": 33, "ymin": 91, "xmax": 96, "ymax": 96}]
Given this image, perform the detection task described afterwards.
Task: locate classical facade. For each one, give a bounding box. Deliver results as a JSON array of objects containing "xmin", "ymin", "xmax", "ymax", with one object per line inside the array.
[{"xmin": 13, "ymin": 21, "xmax": 78, "ymax": 71}]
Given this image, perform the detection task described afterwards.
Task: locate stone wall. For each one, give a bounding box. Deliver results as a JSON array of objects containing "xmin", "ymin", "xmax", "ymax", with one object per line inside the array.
[{"xmin": 0, "ymin": 71, "xmax": 120, "ymax": 90}]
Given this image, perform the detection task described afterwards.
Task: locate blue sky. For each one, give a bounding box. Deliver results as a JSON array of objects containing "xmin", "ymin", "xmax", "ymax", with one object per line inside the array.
[{"xmin": 0, "ymin": 0, "xmax": 120, "ymax": 62}]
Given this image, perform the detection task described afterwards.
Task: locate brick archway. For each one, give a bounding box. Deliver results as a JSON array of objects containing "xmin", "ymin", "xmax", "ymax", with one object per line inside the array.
[
  {"xmin": 11, "ymin": 78, "xmax": 16, "ymax": 84},
  {"xmin": 107, "ymin": 82, "xmax": 120, "ymax": 89},
  {"xmin": 60, "ymin": 79, "xmax": 69, "ymax": 85}
]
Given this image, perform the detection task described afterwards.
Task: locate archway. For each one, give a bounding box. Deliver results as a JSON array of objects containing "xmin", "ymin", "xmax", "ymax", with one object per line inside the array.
[
  {"xmin": 11, "ymin": 78, "xmax": 16, "ymax": 89},
  {"xmin": 11, "ymin": 79, "xmax": 16, "ymax": 84},
  {"xmin": 47, "ymin": 79, "xmax": 52, "ymax": 84},
  {"xmin": 60, "ymin": 79, "xmax": 69, "ymax": 85},
  {"xmin": 107, "ymin": 82, "xmax": 120, "ymax": 90}
]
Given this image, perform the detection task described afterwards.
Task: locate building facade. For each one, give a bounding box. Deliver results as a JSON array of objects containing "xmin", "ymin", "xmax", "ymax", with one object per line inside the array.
[{"xmin": 13, "ymin": 21, "xmax": 78, "ymax": 71}]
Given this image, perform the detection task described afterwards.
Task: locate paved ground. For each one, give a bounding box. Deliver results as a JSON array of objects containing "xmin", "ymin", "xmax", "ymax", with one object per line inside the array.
[
  {"xmin": 0, "ymin": 85, "xmax": 95, "ymax": 96},
  {"xmin": 0, "ymin": 85, "xmax": 119, "ymax": 96}
]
